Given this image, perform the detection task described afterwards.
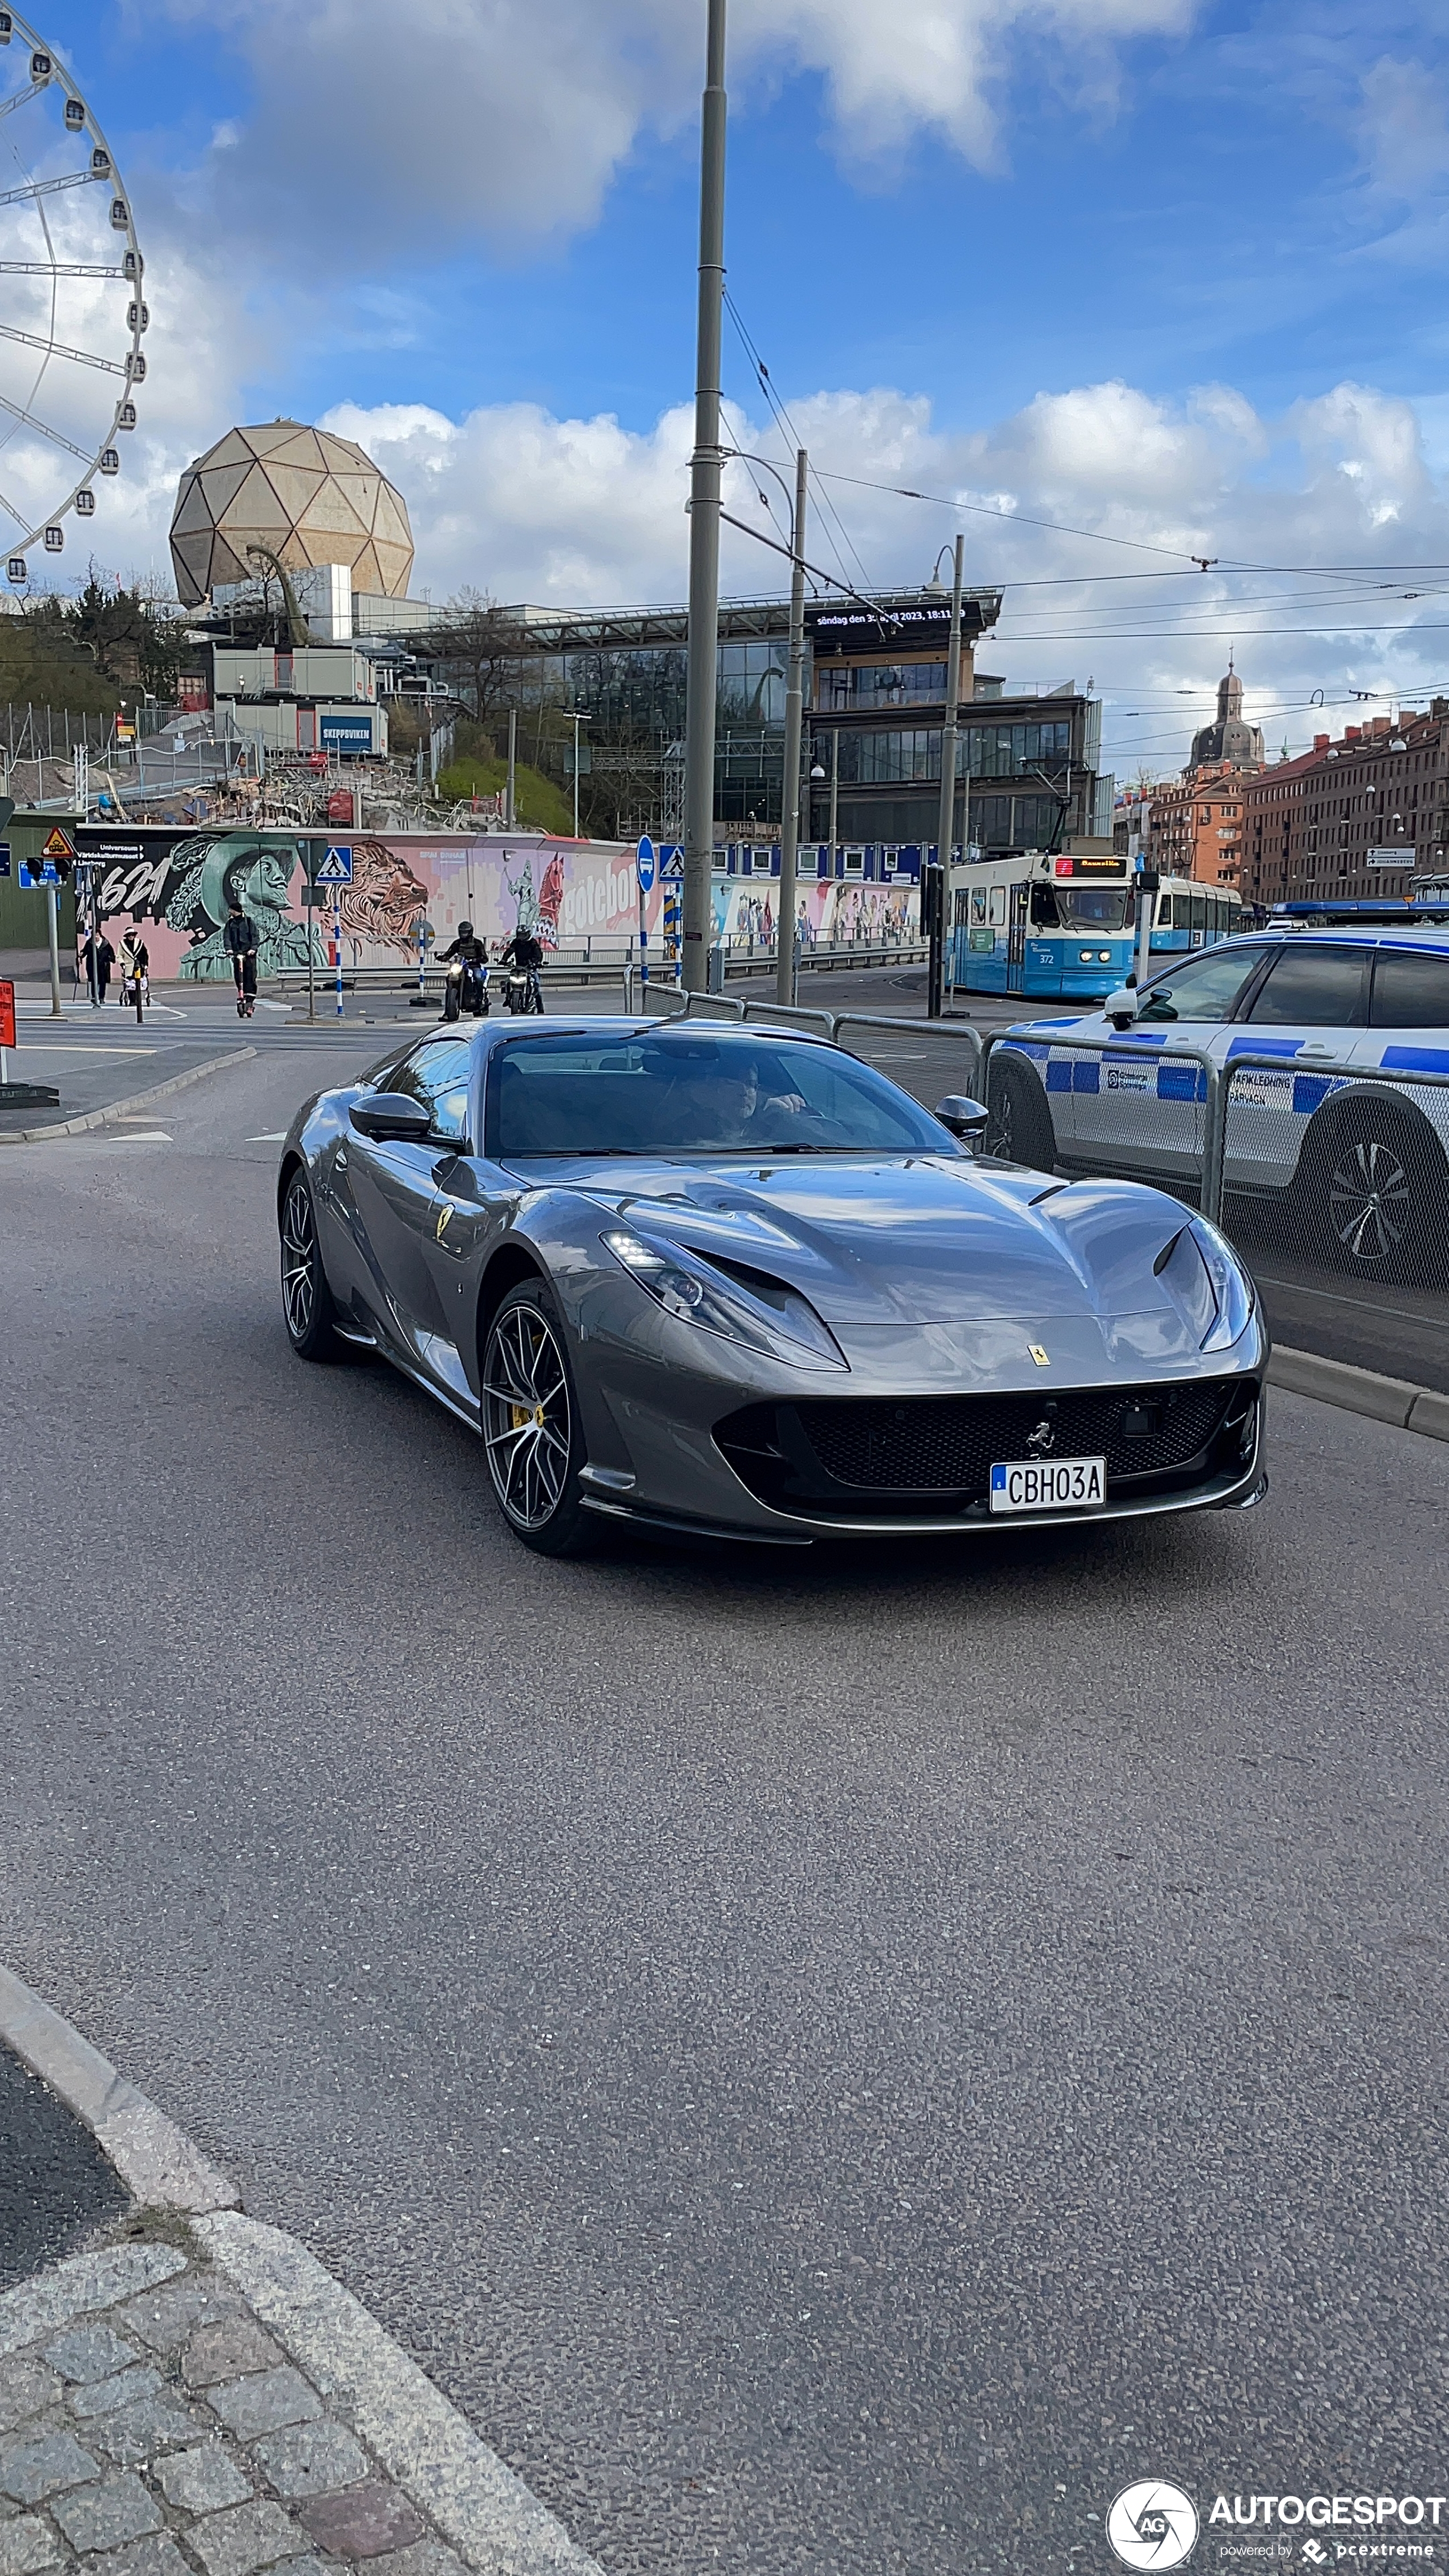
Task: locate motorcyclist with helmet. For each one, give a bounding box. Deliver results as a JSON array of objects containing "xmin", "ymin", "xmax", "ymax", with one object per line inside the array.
[
  {"xmin": 438, "ymin": 920, "xmax": 489, "ymax": 1019},
  {"xmin": 497, "ymin": 923, "xmax": 545, "ymax": 1014}
]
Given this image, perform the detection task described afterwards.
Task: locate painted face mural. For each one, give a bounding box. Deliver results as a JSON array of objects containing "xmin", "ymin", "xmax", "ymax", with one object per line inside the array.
[{"xmin": 164, "ymin": 836, "xmax": 326, "ymax": 981}]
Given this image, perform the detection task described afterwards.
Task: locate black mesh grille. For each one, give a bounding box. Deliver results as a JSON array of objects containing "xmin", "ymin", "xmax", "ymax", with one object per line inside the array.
[{"xmin": 716, "ymin": 1379, "xmax": 1252, "ymax": 1514}]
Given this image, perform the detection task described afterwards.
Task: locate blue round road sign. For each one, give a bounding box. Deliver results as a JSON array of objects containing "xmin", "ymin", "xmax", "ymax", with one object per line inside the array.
[{"xmin": 636, "ymin": 835, "xmax": 655, "ymax": 894}]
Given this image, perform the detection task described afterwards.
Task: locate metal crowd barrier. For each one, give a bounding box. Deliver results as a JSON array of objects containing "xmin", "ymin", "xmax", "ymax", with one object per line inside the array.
[
  {"xmin": 979, "ymin": 1028, "xmax": 1449, "ymax": 1387},
  {"xmin": 637, "ymin": 989, "xmax": 986, "ymax": 1109},
  {"xmin": 981, "ymin": 1028, "xmax": 1225, "ymax": 1214}
]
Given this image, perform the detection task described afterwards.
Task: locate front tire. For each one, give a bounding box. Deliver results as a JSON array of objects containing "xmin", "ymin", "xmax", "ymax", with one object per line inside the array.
[
  {"xmin": 480, "ymin": 1281, "xmax": 594, "ymax": 1556},
  {"xmin": 280, "ymin": 1169, "xmax": 344, "ymax": 1361},
  {"xmin": 984, "ymin": 1054, "xmax": 1058, "ymax": 1172}
]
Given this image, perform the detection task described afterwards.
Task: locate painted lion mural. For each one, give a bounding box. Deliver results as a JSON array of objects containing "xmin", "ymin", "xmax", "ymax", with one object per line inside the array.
[{"xmin": 335, "ymin": 840, "xmax": 430, "ymax": 954}]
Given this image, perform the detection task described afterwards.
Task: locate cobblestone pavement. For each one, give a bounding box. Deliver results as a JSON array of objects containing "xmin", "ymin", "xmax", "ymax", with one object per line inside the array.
[{"xmin": 0, "ymin": 2230, "xmax": 575, "ymax": 2576}]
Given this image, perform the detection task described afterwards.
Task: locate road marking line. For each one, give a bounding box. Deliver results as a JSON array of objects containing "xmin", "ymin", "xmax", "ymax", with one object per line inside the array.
[
  {"xmin": 249, "ymin": 1132, "xmax": 289, "ymax": 1141},
  {"xmin": 99, "ymin": 1131, "xmax": 172, "ymax": 1143}
]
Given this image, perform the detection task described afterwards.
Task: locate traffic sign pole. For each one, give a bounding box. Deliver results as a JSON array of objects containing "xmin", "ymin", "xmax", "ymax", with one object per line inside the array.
[
  {"xmin": 0, "ymin": 975, "xmax": 13, "ymax": 1083},
  {"xmin": 46, "ymin": 881, "xmax": 60, "ymax": 1017},
  {"xmin": 334, "ymin": 890, "xmax": 343, "ymax": 1019},
  {"xmin": 636, "ymin": 836, "xmax": 655, "ymax": 1004}
]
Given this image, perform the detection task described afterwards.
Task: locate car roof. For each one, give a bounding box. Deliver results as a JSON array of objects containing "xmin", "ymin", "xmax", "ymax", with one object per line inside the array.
[
  {"xmin": 469, "ymin": 1015, "xmax": 840, "ymax": 1052},
  {"xmin": 1236, "ymin": 926, "xmax": 1449, "ymax": 951}
]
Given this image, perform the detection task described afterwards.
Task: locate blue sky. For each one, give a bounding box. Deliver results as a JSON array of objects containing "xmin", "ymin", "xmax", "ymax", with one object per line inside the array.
[{"xmin": 37, "ymin": 0, "xmax": 1449, "ymax": 769}]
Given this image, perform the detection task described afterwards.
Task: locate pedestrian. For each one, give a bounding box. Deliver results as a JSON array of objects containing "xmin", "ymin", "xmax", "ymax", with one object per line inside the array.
[
  {"xmin": 80, "ymin": 926, "xmax": 115, "ymax": 1008},
  {"xmin": 118, "ymin": 921, "xmax": 150, "ymax": 1018},
  {"xmin": 223, "ymin": 894, "xmax": 259, "ymax": 1019}
]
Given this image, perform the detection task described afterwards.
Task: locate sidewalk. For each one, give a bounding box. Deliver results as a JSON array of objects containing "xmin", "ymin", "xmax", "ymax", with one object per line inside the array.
[{"xmin": 0, "ymin": 1979, "xmax": 598, "ymax": 2576}]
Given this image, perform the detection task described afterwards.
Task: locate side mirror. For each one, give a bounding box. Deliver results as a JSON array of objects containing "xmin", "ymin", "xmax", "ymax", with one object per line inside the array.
[
  {"xmin": 934, "ymin": 1094, "xmax": 989, "ymax": 1144},
  {"xmin": 1104, "ymin": 986, "xmax": 1139, "ymax": 1032},
  {"xmin": 350, "ymin": 1092, "xmax": 432, "ymax": 1143}
]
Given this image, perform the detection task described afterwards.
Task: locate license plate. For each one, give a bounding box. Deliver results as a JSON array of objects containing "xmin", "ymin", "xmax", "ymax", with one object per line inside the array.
[{"xmin": 989, "ymin": 1455, "xmax": 1106, "ymax": 1514}]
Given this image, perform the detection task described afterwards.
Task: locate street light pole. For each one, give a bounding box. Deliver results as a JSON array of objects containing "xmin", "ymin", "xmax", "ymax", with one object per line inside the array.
[
  {"xmin": 682, "ymin": 0, "xmax": 727, "ymax": 991},
  {"xmin": 506, "ymin": 708, "xmax": 516, "ymax": 828},
  {"xmin": 776, "ymin": 446, "xmax": 807, "ymax": 1007},
  {"xmin": 564, "ymin": 711, "xmax": 588, "ymax": 840},
  {"xmin": 929, "ymin": 533, "xmax": 965, "ymax": 1018}
]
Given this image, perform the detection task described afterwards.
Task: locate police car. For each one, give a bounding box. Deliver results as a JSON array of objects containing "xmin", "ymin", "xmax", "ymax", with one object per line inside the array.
[{"xmin": 987, "ymin": 914, "xmax": 1449, "ymax": 1274}]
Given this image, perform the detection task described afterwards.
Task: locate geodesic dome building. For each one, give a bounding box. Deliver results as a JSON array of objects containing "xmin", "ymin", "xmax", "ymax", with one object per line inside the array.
[{"xmin": 168, "ymin": 420, "xmax": 415, "ymax": 608}]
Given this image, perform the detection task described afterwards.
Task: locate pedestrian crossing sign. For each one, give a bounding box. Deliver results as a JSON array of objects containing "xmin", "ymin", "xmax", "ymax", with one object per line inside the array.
[{"xmin": 315, "ymin": 845, "xmax": 353, "ymax": 886}]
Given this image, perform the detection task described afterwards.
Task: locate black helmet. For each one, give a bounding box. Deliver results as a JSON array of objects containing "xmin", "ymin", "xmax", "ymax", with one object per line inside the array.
[{"xmin": 457, "ymin": 920, "xmax": 473, "ymax": 938}]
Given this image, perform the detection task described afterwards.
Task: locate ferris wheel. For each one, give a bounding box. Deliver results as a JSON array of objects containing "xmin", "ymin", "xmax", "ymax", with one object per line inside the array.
[{"xmin": 0, "ymin": 8, "xmax": 144, "ymax": 589}]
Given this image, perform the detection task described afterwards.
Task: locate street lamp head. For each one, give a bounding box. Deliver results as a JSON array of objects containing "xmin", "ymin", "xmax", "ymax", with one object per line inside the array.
[{"xmin": 810, "ymin": 762, "xmax": 827, "ymax": 779}]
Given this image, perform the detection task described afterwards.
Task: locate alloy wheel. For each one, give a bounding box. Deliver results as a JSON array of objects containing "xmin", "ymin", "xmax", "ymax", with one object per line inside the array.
[
  {"xmin": 1327, "ymin": 1130, "xmax": 1413, "ymax": 1265},
  {"xmin": 483, "ymin": 1301, "xmax": 573, "ymax": 1531},
  {"xmin": 281, "ymin": 1178, "xmax": 317, "ymax": 1340}
]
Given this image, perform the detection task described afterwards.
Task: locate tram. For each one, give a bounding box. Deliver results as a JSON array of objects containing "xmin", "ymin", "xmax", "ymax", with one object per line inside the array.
[{"xmin": 946, "ymin": 850, "xmax": 1245, "ymax": 1002}]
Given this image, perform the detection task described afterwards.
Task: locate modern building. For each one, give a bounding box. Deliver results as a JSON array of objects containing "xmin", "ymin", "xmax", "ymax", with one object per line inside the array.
[
  {"xmin": 1241, "ymin": 706, "xmax": 1449, "ymax": 905},
  {"xmin": 209, "ymin": 643, "xmax": 387, "ymax": 760},
  {"xmin": 402, "ymin": 587, "xmax": 1111, "ymax": 853},
  {"xmin": 169, "ymin": 423, "xmax": 414, "ymax": 609}
]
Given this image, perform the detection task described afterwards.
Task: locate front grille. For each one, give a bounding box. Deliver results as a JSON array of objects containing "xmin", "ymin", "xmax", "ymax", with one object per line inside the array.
[{"xmin": 715, "ymin": 1379, "xmax": 1253, "ymax": 1516}]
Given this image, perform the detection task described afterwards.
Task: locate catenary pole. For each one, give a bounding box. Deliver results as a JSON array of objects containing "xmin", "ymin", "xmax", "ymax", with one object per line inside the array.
[
  {"xmin": 682, "ymin": 0, "xmax": 727, "ymax": 991},
  {"xmin": 776, "ymin": 447, "xmax": 807, "ymax": 1006},
  {"xmin": 930, "ymin": 533, "xmax": 965, "ymax": 1019},
  {"xmin": 506, "ymin": 708, "xmax": 516, "ymax": 827}
]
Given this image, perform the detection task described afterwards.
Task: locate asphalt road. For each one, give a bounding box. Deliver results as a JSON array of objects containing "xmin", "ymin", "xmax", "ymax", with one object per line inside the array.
[
  {"xmin": 2, "ymin": 1044, "xmax": 1447, "ymax": 2570},
  {"xmin": 0, "ymin": 2042, "xmax": 130, "ymax": 2290}
]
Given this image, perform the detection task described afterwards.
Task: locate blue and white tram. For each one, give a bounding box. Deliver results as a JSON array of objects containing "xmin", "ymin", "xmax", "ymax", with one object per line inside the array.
[{"xmin": 947, "ymin": 850, "xmax": 1244, "ymax": 1002}]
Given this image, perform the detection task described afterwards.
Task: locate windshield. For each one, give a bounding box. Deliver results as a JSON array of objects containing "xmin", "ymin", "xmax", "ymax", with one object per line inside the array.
[
  {"xmin": 1058, "ymin": 888, "xmax": 1130, "ymax": 930},
  {"xmin": 487, "ymin": 1030, "xmax": 950, "ymax": 1157}
]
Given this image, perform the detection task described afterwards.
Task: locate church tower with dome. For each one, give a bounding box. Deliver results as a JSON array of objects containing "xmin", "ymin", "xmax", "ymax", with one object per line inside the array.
[{"xmin": 1189, "ymin": 660, "xmax": 1265, "ymax": 772}]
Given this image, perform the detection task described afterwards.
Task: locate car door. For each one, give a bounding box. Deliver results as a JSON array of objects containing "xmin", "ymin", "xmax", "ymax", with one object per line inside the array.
[
  {"xmin": 1066, "ymin": 942, "xmax": 1272, "ymax": 1182},
  {"xmin": 1224, "ymin": 942, "xmax": 1371, "ymax": 1192},
  {"xmin": 347, "ymin": 1034, "xmax": 477, "ymax": 1368}
]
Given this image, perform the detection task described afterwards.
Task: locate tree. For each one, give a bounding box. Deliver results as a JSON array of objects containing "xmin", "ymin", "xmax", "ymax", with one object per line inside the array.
[{"xmin": 428, "ymin": 589, "xmax": 524, "ymax": 728}]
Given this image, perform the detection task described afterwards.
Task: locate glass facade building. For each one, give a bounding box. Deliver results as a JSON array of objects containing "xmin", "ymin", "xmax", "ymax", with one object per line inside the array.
[{"xmin": 405, "ymin": 585, "xmax": 1106, "ymax": 846}]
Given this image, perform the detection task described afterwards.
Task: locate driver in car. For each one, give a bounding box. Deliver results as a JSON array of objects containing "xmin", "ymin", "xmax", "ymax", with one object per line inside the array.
[{"xmin": 670, "ymin": 1052, "xmax": 810, "ymax": 1146}]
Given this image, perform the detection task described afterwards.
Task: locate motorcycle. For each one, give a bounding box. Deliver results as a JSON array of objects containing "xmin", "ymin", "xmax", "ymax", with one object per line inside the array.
[
  {"xmin": 503, "ymin": 965, "xmax": 544, "ymax": 1015},
  {"xmin": 442, "ymin": 955, "xmax": 489, "ymax": 1022}
]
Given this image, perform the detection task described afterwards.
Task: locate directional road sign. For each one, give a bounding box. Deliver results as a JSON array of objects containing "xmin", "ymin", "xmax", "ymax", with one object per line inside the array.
[
  {"xmin": 315, "ymin": 845, "xmax": 354, "ymax": 886},
  {"xmin": 636, "ymin": 834, "xmax": 656, "ymax": 894},
  {"xmin": 18, "ymin": 860, "xmax": 60, "ymax": 888}
]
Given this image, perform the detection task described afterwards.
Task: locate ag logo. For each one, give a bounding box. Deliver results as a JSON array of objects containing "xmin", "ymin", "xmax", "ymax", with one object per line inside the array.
[{"xmin": 1107, "ymin": 2480, "xmax": 1199, "ymax": 2569}]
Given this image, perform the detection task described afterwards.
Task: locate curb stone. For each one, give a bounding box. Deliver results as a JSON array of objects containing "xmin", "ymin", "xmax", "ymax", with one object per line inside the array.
[
  {"xmin": 0, "ymin": 1048, "xmax": 256, "ymax": 1146},
  {"xmin": 0, "ymin": 1967, "xmax": 602, "ymax": 2576},
  {"xmin": 1266, "ymin": 1343, "xmax": 1449, "ymax": 1441}
]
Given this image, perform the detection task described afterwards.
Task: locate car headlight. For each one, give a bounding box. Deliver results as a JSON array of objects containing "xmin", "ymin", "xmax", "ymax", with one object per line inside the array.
[
  {"xmin": 1155, "ymin": 1218, "xmax": 1256, "ymax": 1352},
  {"xmin": 601, "ymin": 1229, "xmax": 846, "ymax": 1369}
]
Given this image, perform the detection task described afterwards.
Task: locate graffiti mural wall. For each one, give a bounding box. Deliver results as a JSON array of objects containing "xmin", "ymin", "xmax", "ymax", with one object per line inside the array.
[
  {"xmin": 81, "ymin": 829, "xmax": 658, "ymax": 981},
  {"xmin": 82, "ymin": 827, "xmax": 918, "ymax": 979},
  {"xmin": 711, "ymin": 876, "xmax": 920, "ymax": 953}
]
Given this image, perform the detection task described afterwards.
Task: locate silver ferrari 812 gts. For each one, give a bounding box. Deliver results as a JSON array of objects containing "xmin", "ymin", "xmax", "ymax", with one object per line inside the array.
[{"xmin": 275, "ymin": 1016, "xmax": 1268, "ymax": 1554}]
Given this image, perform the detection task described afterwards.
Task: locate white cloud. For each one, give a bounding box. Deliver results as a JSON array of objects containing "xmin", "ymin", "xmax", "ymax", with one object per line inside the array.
[
  {"xmin": 313, "ymin": 374, "xmax": 1449, "ymax": 768},
  {"xmin": 1355, "ymin": 54, "xmax": 1449, "ymax": 199},
  {"xmin": 147, "ymin": 0, "xmax": 1199, "ymax": 253}
]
